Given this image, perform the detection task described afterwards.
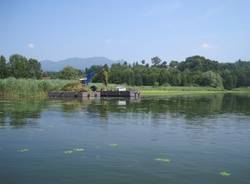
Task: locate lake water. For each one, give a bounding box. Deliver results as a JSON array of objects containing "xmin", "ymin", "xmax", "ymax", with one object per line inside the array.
[{"xmin": 0, "ymin": 94, "xmax": 250, "ymax": 184}]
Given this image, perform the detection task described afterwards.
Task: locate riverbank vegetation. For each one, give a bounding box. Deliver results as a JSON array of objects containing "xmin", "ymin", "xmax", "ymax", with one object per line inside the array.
[
  {"xmin": 0, "ymin": 78, "xmax": 249, "ymax": 98},
  {"xmin": 86, "ymin": 56, "xmax": 250, "ymax": 90},
  {"xmin": 0, "ymin": 78, "xmax": 74, "ymax": 98},
  {"xmin": 45, "ymin": 56, "xmax": 250, "ymax": 90},
  {"xmin": 0, "ymin": 54, "xmax": 250, "ymax": 98}
]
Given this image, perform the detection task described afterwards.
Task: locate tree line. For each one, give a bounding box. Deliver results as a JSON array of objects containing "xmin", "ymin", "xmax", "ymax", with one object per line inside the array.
[
  {"xmin": 1, "ymin": 54, "xmax": 250, "ymax": 89},
  {"xmin": 85, "ymin": 56, "xmax": 250, "ymax": 89},
  {"xmin": 0, "ymin": 54, "xmax": 42, "ymax": 79}
]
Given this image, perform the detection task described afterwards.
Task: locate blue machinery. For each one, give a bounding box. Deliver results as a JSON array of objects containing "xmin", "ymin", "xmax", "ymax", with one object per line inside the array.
[
  {"xmin": 80, "ymin": 72, "xmax": 96, "ymax": 85},
  {"xmin": 85, "ymin": 72, "xmax": 95, "ymax": 85}
]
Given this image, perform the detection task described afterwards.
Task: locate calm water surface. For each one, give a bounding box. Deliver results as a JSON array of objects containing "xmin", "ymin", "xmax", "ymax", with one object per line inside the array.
[{"xmin": 0, "ymin": 94, "xmax": 250, "ymax": 184}]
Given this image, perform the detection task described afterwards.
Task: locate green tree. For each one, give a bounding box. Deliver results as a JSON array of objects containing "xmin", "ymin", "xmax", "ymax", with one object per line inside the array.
[
  {"xmin": 181, "ymin": 69, "xmax": 193, "ymax": 86},
  {"xmin": 27, "ymin": 58, "xmax": 43, "ymax": 79},
  {"xmin": 85, "ymin": 65, "xmax": 103, "ymax": 83},
  {"xmin": 169, "ymin": 68, "xmax": 182, "ymax": 86},
  {"xmin": 169, "ymin": 60, "xmax": 178, "ymax": 68},
  {"xmin": 178, "ymin": 55, "xmax": 219, "ymax": 72},
  {"xmin": 200, "ymin": 71, "xmax": 223, "ymax": 88},
  {"xmin": 221, "ymin": 70, "xmax": 236, "ymax": 89},
  {"xmin": 158, "ymin": 69, "xmax": 170, "ymax": 85},
  {"xmin": 0, "ymin": 55, "xmax": 7, "ymax": 78},
  {"xmin": 151, "ymin": 56, "xmax": 161, "ymax": 66},
  {"xmin": 9, "ymin": 54, "xmax": 29, "ymax": 78},
  {"xmin": 161, "ymin": 61, "xmax": 168, "ymax": 68},
  {"xmin": 59, "ymin": 66, "xmax": 80, "ymax": 80},
  {"xmin": 102, "ymin": 69, "xmax": 108, "ymax": 88}
]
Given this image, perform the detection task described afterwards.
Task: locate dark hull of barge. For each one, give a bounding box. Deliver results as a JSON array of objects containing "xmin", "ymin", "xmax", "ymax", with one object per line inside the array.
[{"xmin": 48, "ymin": 91, "xmax": 140, "ymax": 99}]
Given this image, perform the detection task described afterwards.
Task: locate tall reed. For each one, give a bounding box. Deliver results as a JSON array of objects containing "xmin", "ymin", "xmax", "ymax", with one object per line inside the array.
[{"xmin": 0, "ymin": 78, "xmax": 76, "ymax": 98}]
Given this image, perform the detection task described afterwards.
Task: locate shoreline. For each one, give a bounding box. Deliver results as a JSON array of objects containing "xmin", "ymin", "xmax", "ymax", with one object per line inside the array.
[
  {"xmin": 0, "ymin": 78, "xmax": 249, "ymax": 99},
  {"xmin": 0, "ymin": 88, "xmax": 249, "ymax": 99},
  {"xmin": 141, "ymin": 89, "xmax": 250, "ymax": 96}
]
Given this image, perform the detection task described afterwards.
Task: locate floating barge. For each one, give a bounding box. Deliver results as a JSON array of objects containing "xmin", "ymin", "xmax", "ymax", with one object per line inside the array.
[{"xmin": 48, "ymin": 91, "xmax": 140, "ymax": 99}]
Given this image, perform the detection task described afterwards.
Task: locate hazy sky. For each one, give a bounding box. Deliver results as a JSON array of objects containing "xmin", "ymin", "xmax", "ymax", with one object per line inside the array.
[{"xmin": 0, "ymin": 0, "xmax": 250, "ymax": 62}]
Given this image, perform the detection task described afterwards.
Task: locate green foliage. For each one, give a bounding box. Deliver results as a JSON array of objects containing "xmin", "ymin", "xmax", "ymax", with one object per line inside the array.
[
  {"xmin": 0, "ymin": 55, "xmax": 7, "ymax": 78},
  {"xmin": 0, "ymin": 78, "xmax": 75, "ymax": 98},
  {"xmin": 178, "ymin": 55, "xmax": 219, "ymax": 72},
  {"xmin": 0, "ymin": 54, "xmax": 250, "ymax": 89},
  {"xmin": 154, "ymin": 158, "xmax": 171, "ymax": 163},
  {"xmin": 102, "ymin": 69, "xmax": 109, "ymax": 88},
  {"xmin": 220, "ymin": 171, "xmax": 231, "ymax": 176},
  {"xmin": 17, "ymin": 148, "xmax": 30, "ymax": 152},
  {"xmin": 59, "ymin": 66, "xmax": 81, "ymax": 80},
  {"xmin": 73, "ymin": 148, "xmax": 84, "ymax": 152},
  {"xmin": 105, "ymin": 57, "xmax": 250, "ymax": 88},
  {"xmin": 62, "ymin": 82, "xmax": 87, "ymax": 92},
  {"xmin": 151, "ymin": 56, "xmax": 161, "ymax": 66},
  {"xmin": 109, "ymin": 144, "xmax": 119, "ymax": 147},
  {"xmin": 169, "ymin": 60, "xmax": 178, "ymax": 68},
  {"xmin": 9, "ymin": 54, "xmax": 29, "ymax": 78},
  {"xmin": 84, "ymin": 65, "xmax": 104, "ymax": 82},
  {"xmin": 27, "ymin": 58, "xmax": 42, "ymax": 79},
  {"xmin": 64, "ymin": 150, "xmax": 73, "ymax": 154},
  {"xmin": 200, "ymin": 71, "xmax": 223, "ymax": 88},
  {"xmin": 221, "ymin": 69, "xmax": 236, "ymax": 90},
  {"xmin": 0, "ymin": 54, "xmax": 42, "ymax": 79},
  {"xmin": 8, "ymin": 54, "xmax": 42, "ymax": 79}
]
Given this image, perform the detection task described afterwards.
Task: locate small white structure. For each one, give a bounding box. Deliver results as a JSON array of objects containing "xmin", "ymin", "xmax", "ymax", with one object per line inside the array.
[
  {"xmin": 116, "ymin": 86, "xmax": 126, "ymax": 91},
  {"xmin": 118, "ymin": 100, "xmax": 126, "ymax": 106},
  {"xmin": 79, "ymin": 77, "xmax": 87, "ymax": 85}
]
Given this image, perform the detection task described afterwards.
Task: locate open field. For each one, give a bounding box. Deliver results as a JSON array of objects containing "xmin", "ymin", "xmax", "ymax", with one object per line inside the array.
[{"xmin": 0, "ymin": 79, "xmax": 249, "ymax": 98}]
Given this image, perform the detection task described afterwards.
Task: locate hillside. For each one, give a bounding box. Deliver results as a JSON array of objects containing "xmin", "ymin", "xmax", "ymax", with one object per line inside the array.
[{"xmin": 40, "ymin": 57, "xmax": 115, "ymax": 71}]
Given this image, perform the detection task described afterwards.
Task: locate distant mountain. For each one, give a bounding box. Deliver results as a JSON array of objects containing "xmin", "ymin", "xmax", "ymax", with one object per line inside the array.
[{"xmin": 40, "ymin": 57, "xmax": 115, "ymax": 71}]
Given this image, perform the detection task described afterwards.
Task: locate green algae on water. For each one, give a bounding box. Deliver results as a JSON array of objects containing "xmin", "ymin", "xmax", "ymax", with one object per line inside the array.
[
  {"xmin": 220, "ymin": 171, "xmax": 231, "ymax": 176},
  {"xmin": 109, "ymin": 144, "xmax": 119, "ymax": 147},
  {"xmin": 64, "ymin": 150, "xmax": 73, "ymax": 154},
  {"xmin": 154, "ymin": 158, "xmax": 171, "ymax": 163},
  {"xmin": 17, "ymin": 148, "xmax": 30, "ymax": 153},
  {"xmin": 73, "ymin": 148, "xmax": 84, "ymax": 152}
]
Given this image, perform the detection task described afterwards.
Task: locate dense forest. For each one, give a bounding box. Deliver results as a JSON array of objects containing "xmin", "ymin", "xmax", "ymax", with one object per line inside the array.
[{"xmin": 1, "ymin": 54, "xmax": 250, "ymax": 89}]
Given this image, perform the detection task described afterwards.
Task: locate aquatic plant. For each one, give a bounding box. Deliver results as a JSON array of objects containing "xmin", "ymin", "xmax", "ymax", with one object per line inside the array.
[
  {"xmin": 109, "ymin": 144, "xmax": 119, "ymax": 147},
  {"xmin": 17, "ymin": 148, "xmax": 29, "ymax": 152},
  {"xmin": 220, "ymin": 171, "xmax": 231, "ymax": 176},
  {"xmin": 64, "ymin": 150, "xmax": 73, "ymax": 154},
  {"xmin": 154, "ymin": 158, "xmax": 171, "ymax": 163},
  {"xmin": 73, "ymin": 148, "xmax": 84, "ymax": 152}
]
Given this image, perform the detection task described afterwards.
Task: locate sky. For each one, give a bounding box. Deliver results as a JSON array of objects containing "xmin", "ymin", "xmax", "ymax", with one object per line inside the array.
[{"xmin": 0, "ymin": 0, "xmax": 250, "ymax": 62}]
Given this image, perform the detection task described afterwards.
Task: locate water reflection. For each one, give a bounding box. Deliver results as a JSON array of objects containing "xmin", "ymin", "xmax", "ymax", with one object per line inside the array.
[
  {"xmin": 0, "ymin": 93, "xmax": 250, "ymax": 128},
  {"xmin": 0, "ymin": 100, "xmax": 47, "ymax": 128}
]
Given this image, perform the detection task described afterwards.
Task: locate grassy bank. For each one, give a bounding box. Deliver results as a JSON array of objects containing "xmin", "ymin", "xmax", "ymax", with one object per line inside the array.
[
  {"xmin": 0, "ymin": 79, "xmax": 249, "ymax": 98},
  {"xmin": 89, "ymin": 83, "xmax": 226, "ymax": 95},
  {"xmin": 90, "ymin": 83, "xmax": 250, "ymax": 96},
  {"xmin": 141, "ymin": 87, "xmax": 250, "ymax": 96}
]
